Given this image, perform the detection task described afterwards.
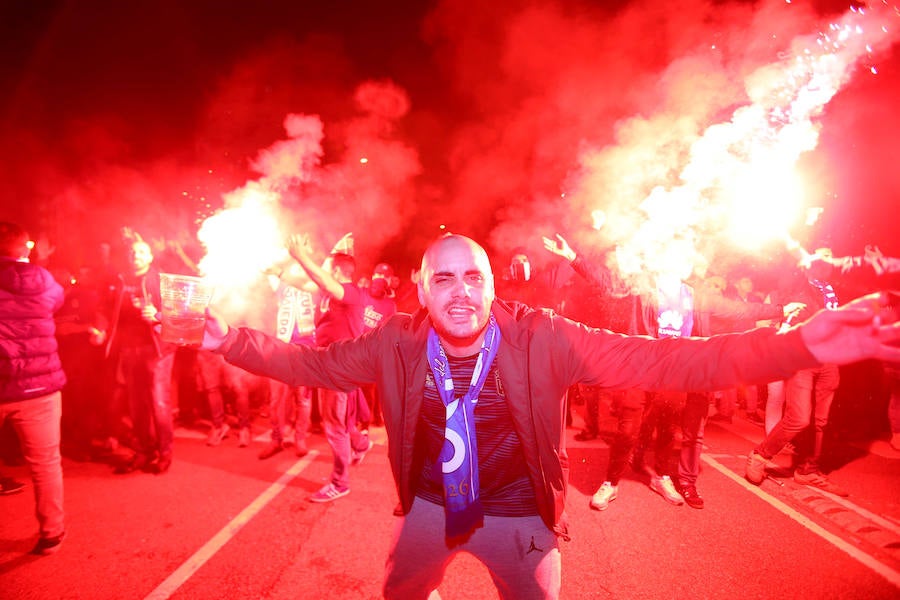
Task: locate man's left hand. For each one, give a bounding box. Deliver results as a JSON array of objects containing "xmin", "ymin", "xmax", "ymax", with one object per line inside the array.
[{"xmin": 800, "ymin": 292, "xmax": 900, "ymax": 365}]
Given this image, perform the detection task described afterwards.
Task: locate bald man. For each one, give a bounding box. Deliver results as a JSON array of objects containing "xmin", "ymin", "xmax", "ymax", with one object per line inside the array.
[{"xmin": 199, "ymin": 234, "xmax": 900, "ymax": 600}]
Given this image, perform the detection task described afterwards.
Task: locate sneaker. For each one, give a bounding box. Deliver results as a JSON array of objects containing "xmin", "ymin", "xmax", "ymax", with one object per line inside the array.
[
  {"xmin": 31, "ymin": 532, "xmax": 65, "ymax": 556},
  {"xmin": 589, "ymin": 481, "xmax": 618, "ymax": 511},
  {"xmin": 793, "ymin": 470, "xmax": 849, "ymax": 497},
  {"xmin": 650, "ymin": 475, "xmax": 684, "ymax": 505},
  {"xmin": 745, "ymin": 451, "xmax": 774, "ymax": 485},
  {"xmin": 114, "ymin": 453, "xmax": 153, "ymax": 475},
  {"xmin": 153, "ymin": 454, "xmax": 172, "ymax": 475},
  {"xmin": 309, "ymin": 483, "xmax": 349, "ymax": 503},
  {"xmin": 351, "ymin": 439, "xmax": 374, "ymax": 466},
  {"xmin": 0, "ymin": 477, "xmax": 26, "ymax": 495},
  {"xmin": 675, "ymin": 482, "xmax": 704, "ymax": 509},
  {"xmin": 257, "ymin": 441, "xmax": 283, "ymax": 460},
  {"xmin": 574, "ymin": 429, "xmax": 599, "ymax": 442},
  {"xmin": 238, "ymin": 427, "xmax": 251, "ymax": 448},
  {"xmin": 207, "ymin": 424, "xmax": 230, "ymax": 446},
  {"xmin": 294, "ymin": 439, "xmax": 309, "ymax": 458}
]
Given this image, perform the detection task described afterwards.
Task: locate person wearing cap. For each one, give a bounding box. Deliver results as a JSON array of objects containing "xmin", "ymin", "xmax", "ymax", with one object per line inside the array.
[
  {"xmin": 285, "ymin": 232, "xmax": 384, "ymax": 502},
  {"xmin": 0, "ymin": 221, "xmax": 67, "ymax": 555}
]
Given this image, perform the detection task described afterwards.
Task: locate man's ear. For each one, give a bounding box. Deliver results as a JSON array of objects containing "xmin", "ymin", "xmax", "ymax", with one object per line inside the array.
[{"xmin": 417, "ymin": 282, "xmax": 426, "ymax": 307}]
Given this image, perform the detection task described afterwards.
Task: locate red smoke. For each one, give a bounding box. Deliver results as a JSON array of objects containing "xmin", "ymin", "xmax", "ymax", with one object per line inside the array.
[{"xmin": 1, "ymin": 0, "xmax": 897, "ymax": 282}]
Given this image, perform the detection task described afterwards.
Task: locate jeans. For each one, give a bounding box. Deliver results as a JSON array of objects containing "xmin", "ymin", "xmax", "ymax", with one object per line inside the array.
[
  {"xmin": 605, "ymin": 390, "xmax": 648, "ymax": 485},
  {"xmin": 268, "ymin": 380, "xmax": 312, "ymax": 444},
  {"xmin": 717, "ymin": 384, "xmax": 759, "ymax": 417},
  {"xmin": 319, "ymin": 387, "xmax": 369, "ymax": 490},
  {"xmin": 637, "ymin": 391, "xmax": 684, "ymax": 476},
  {"xmin": 196, "ymin": 351, "xmax": 250, "ymax": 429},
  {"xmin": 765, "ymin": 380, "xmax": 785, "ymax": 435},
  {"xmin": 0, "ymin": 392, "xmax": 65, "ymax": 539},
  {"xmin": 757, "ymin": 364, "xmax": 840, "ymax": 472},
  {"xmin": 383, "ymin": 498, "xmax": 560, "ymax": 600},
  {"xmin": 677, "ymin": 392, "xmax": 710, "ymax": 487},
  {"xmin": 119, "ymin": 346, "xmax": 175, "ymax": 459}
]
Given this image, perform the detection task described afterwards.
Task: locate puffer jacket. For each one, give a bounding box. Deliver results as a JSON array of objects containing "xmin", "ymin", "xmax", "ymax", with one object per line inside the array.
[
  {"xmin": 0, "ymin": 257, "xmax": 67, "ymax": 401},
  {"xmin": 218, "ymin": 298, "xmax": 817, "ymax": 537}
]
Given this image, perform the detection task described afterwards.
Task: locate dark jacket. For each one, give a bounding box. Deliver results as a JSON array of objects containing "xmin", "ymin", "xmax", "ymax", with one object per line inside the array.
[
  {"xmin": 0, "ymin": 257, "xmax": 67, "ymax": 401},
  {"xmin": 217, "ymin": 299, "xmax": 816, "ymax": 537}
]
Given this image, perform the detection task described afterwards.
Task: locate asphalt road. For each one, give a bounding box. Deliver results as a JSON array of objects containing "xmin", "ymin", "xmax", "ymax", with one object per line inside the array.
[{"xmin": 3, "ymin": 408, "xmax": 900, "ymax": 599}]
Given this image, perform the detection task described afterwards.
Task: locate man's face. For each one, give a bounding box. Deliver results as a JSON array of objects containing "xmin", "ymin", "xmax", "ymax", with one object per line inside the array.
[
  {"xmin": 129, "ymin": 242, "xmax": 153, "ymax": 275},
  {"xmin": 736, "ymin": 277, "xmax": 753, "ymax": 295},
  {"xmin": 510, "ymin": 253, "xmax": 531, "ymax": 281},
  {"xmin": 418, "ymin": 236, "xmax": 495, "ymax": 354}
]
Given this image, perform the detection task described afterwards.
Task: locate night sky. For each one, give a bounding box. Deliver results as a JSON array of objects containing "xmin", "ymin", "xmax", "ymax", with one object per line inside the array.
[{"xmin": 2, "ymin": 0, "xmax": 899, "ymax": 284}]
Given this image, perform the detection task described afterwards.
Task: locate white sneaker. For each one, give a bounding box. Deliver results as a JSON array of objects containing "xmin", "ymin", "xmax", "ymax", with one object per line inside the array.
[
  {"xmin": 650, "ymin": 475, "xmax": 684, "ymax": 505},
  {"xmin": 351, "ymin": 439, "xmax": 374, "ymax": 466},
  {"xmin": 206, "ymin": 424, "xmax": 230, "ymax": 446},
  {"xmin": 238, "ymin": 427, "xmax": 250, "ymax": 447},
  {"xmin": 309, "ymin": 483, "xmax": 349, "ymax": 503},
  {"xmin": 590, "ymin": 481, "xmax": 618, "ymax": 511}
]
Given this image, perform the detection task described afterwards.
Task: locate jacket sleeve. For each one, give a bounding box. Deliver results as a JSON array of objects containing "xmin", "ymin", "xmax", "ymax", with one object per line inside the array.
[
  {"xmin": 216, "ymin": 319, "xmax": 390, "ymax": 391},
  {"xmin": 546, "ymin": 314, "xmax": 818, "ymax": 392},
  {"xmin": 701, "ymin": 292, "xmax": 783, "ymax": 322}
]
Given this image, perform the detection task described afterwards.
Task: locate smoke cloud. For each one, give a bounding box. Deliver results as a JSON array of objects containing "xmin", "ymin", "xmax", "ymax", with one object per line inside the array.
[{"xmin": 2, "ymin": 0, "xmax": 898, "ymax": 298}]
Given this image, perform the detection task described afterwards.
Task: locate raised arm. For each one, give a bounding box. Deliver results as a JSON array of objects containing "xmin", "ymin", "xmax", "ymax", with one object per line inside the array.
[{"xmin": 286, "ymin": 233, "xmax": 346, "ymax": 300}]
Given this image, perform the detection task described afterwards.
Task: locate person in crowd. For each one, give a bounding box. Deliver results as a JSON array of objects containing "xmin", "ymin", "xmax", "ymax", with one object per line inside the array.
[
  {"xmin": 543, "ymin": 233, "xmax": 801, "ymax": 510},
  {"xmin": 710, "ymin": 273, "xmax": 767, "ymax": 425},
  {"xmin": 541, "ymin": 237, "xmax": 628, "ymax": 442},
  {"xmin": 0, "ymin": 222, "xmax": 67, "ymax": 555},
  {"xmin": 198, "ymin": 350, "xmax": 252, "ymax": 447},
  {"xmin": 809, "ymin": 243, "xmax": 900, "ymax": 452},
  {"xmin": 53, "ymin": 263, "xmax": 108, "ymax": 461},
  {"xmin": 359, "ymin": 262, "xmax": 399, "ymax": 428},
  {"xmin": 746, "ymin": 247, "xmax": 847, "ymax": 495},
  {"xmin": 258, "ymin": 264, "xmax": 319, "ymax": 459},
  {"xmin": 495, "ymin": 245, "xmax": 571, "ymax": 312},
  {"xmin": 103, "ymin": 236, "xmax": 176, "ymax": 475},
  {"xmin": 198, "ymin": 233, "xmax": 898, "ymax": 598},
  {"xmin": 284, "ymin": 233, "xmax": 386, "ymax": 502}
]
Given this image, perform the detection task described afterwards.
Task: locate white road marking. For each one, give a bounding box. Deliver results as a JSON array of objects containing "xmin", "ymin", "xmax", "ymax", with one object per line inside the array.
[
  {"xmin": 702, "ymin": 453, "xmax": 900, "ymax": 589},
  {"xmin": 142, "ymin": 451, "xmax": 320, "ymax": 600},
  {"xmin": 818, "ymin": 492, "xmax": 900, "ymax": 537}
]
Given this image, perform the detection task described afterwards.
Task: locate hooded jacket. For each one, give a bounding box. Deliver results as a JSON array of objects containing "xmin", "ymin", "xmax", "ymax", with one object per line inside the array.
[
  {"xmin": 217, "ymin": 298, "xmax": 816, "ymax": 537},
  {"xmin": 0, "ymin": 257, "xmax": 66, "ymax": 401}
]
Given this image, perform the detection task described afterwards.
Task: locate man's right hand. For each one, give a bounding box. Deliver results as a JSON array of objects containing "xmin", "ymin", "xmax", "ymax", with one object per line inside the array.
[
  {"xmin": 201, "ymin": 308, "xmax": 230, "ymax": 351},
  {"xmin": 287, "ymin": 233, "xmax": 313, "ymax": 265}
]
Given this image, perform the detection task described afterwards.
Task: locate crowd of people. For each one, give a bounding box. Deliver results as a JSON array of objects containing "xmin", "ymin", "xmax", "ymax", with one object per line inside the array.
[{"xmin": 2, "ymin": 220, "xmax": 899, "ymax": 599}]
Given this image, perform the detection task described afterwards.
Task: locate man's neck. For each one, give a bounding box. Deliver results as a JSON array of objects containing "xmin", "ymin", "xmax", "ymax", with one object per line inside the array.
[{"xmin": 439, "ymin": 332, "xmax": 486, "ymax": 358}]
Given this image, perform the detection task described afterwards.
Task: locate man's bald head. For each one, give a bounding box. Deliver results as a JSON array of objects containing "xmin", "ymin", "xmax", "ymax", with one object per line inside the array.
[{"xmin": 418, "ymin": 234, "xmax": 495, "ymax": 356}]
